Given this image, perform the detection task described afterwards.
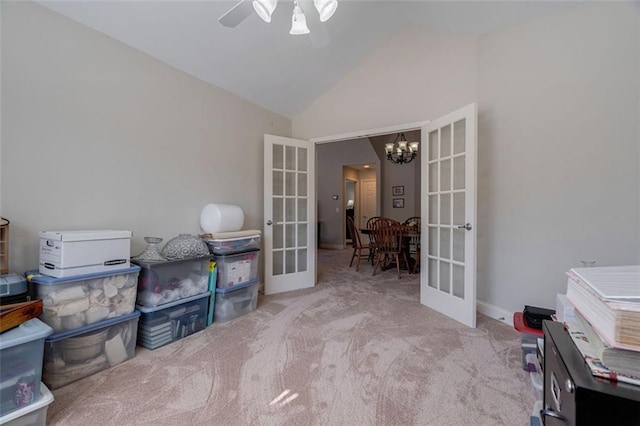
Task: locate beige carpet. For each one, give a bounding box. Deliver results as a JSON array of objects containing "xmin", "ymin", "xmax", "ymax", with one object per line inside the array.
[{"xmin": 47, "ymin": 249, "xmax": 536, "ymax": 425}]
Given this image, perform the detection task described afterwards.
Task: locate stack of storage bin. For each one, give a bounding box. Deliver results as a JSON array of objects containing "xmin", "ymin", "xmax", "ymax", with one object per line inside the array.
[
  {"xmin": 27, "ymin": 267, "xmax": 141, "ymax": 389},
  {"xmin": 0, "ymin": 318, "xmax": 53, "ymax": 422},
  {"xmin": 0, "ymin": 274, "xmax": 29, "ymax": 306},
  {"xmin": 203, "ymin": 231, "xmax": 261, "ymax": 323},
  {"xmin": 132, "ymin": 255, "xmax": 212, "ymax": 350}
]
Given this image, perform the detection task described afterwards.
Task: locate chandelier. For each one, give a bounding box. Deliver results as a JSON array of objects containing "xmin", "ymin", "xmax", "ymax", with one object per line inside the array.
[
  {"xmin": 385, "ymin": 133, "xmax": 420, "ymax": 164},
  {"xmin": 253, "ymin": 0, "xmax": 338, "ymax": 35}
]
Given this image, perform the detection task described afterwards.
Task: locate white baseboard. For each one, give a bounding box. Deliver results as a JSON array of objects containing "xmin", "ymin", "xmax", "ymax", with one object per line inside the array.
[
  {"xmin": 320, "ymin": 244, "xmax": 344, "ymax": 250},
  {"xmin": 477, "ymin": 300, "xmax": 513, "ymax": 327}
]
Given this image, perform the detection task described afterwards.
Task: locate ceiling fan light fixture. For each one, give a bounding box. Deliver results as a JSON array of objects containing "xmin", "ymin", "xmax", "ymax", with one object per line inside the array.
[
  {"xmin": 290, "ymin": 4, "xmax": 310, "ymax": 35},
  {"xmin": 314, "ymin": 0, "xmax": 338, "ymax": 22},
  {"xmin": 253, "ymin": 0, "xmax": 278, "ymax": 23}
]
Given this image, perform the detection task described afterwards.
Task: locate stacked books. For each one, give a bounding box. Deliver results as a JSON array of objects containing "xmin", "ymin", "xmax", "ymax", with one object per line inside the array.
[
  {"xmin": 565, "ymin": 265, "xmax": 640, "ymax": 350},
  {"xmin": 563, "ymin": 265, "xmax": 640, "ymax": 385}
]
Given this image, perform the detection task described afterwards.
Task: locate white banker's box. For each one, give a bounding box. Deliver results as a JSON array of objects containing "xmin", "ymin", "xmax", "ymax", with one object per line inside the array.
[{"xmin": 39, "ymin": 230, "xmax": 132, "ymax": 278}]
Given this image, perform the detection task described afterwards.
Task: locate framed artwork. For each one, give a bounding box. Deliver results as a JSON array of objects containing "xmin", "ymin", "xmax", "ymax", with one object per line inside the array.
[
  {"xmin": 392, "ymin": 185, "xmax": 404, "ymax": 196},
  {"xmin": 393, "ymin": 198, "xmax": 404, "ymax": 208}
]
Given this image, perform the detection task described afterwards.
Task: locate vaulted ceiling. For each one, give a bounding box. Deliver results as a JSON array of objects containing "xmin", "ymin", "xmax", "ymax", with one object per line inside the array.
[{"xmin": 38, "ymin": 0, "xmax": 580, "ymax": 118}]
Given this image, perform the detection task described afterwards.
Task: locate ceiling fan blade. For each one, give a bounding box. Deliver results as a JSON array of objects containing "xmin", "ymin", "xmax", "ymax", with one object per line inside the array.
[{"xmin": 219, "ymin": 0, "xmax": 254, "ymax": 28}]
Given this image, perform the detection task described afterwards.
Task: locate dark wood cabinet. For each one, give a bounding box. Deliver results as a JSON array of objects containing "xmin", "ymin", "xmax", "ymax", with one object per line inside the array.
[{"xmin": 542, "ymin": 321, "xmax": 640, "ymax": 425}]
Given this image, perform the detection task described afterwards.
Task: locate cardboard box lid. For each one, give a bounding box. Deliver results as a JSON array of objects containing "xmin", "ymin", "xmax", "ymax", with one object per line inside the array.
[{"xmin": 39, "ymin": 230, "xmax": 132, "ymax": 242}]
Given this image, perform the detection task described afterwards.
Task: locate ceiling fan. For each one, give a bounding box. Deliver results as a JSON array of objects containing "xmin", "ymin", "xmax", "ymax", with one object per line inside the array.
[{"xmin": 219, "ymin": 0, "xmax": 338, "ymax": 46}]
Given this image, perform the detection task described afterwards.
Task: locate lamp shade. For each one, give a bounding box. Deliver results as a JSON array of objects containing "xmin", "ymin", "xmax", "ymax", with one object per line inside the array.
[
  {"xmin": 253, "ymin": 0, "xmax": 277, "ymax": 23},
  {"xmin": 290, "ymin": 5, "xmax": 310, "ymax": 35},
  {"xmin": 314, "ymin": 0, "xmax": 338, "ymax": 22}
]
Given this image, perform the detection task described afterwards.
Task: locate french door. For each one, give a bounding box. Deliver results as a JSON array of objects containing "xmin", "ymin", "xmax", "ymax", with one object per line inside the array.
[
  {"xmin": 420, "ymin": 103, "xmax": 477, "ymax": 328},
  {"xmin": 263, "ymin": 134, "xmax": 316, "ymax": 295}
]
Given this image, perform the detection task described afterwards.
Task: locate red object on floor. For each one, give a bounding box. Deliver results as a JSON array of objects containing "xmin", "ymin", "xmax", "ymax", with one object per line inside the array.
[{"xmin": 513, "ymin": 311, "xmax": 544, "ymax": 337}]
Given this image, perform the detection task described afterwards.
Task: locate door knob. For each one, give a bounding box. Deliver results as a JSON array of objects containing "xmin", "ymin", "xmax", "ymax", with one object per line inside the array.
[
  {"xmin": 266, "ymin": 220, "xmax": 273, "ymax": 226},
  {"xmin": 457, "ymin": 223, "xmax": 472, "ymax": 231}
]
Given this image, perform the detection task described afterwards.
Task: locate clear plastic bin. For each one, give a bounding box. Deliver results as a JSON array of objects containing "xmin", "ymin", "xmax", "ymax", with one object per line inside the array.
[
  {"xmin": 0, "ymin": 383, "xmax": 53, "ymax": 426},
  {"xmin": 204, "ymin": 235, "xmax": 261, "ymax": 255},
  {"xmin": 213, "ymin": 250, "xmax": 259, "ymax": 288},
  {"xmin": 137, "ymin": 292, "xmax": 210, "ymax": 350},
  {"xmin": 214, "ymin": 279, "xmax": 259, "ymax": 323},
  {"xmin": 0, "ymin": 319, "xmax": 53, "ymax": 417},
  {"xmin": 43, "ymin": 311, "xmax": 140, "ymax": 390},
  {"xmin": 132, "ymin": 256, "xmax": 212, "ymax": 308},
  {"xmin": 26, "ymin": 266, "xmax": 140, "ymax": 333}
]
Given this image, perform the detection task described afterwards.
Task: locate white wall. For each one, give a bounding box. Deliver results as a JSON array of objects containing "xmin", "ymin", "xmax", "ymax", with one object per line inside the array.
[
  {"xmin": 293, "ymin": 27, "xmax": 478, "ymax": 139},
  {"xmin": 316, "ymin": 139, "xmax": 378, "ymax": 247},
  {"xmin": 370, "ymin": 130, "xmax": 421, "ymax": 222},
  {"xmin": 1, "ymin": 2, "xmax": 291, "ymax": 274},
  {"xmin": 294, "ymin": 3, "xmax": 640, "ymax": 317},
  {"xmin": 477, "ymin": 1, "xmax": 640, "ymax": 313}
]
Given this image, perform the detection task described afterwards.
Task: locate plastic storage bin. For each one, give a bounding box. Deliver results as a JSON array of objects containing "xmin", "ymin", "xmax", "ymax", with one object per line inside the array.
[
  {"xmin": 204, "ymin": 234, "xmax": 261, "ymax": 255},
  {"xmin": 132, "ymin": 255, "xmax": 212, "ymax": 308},
  {"xmin": 214, "ymin": 250, "xmax": 259, "ymax": 288},
  {"xmin": 513, "ymin": 312, "xmax": 544, "ymax": 371},
  {"xmin": 0, "ymin": 384, "xmax": 53, "ymax": 426},
  {"xmin": 526, "ymin": 353, "xmax": 543, "ymax": 400},
  {"xmin": 530, "ymin": 400, "xmax": 542, "ymax": 426},
  {"xmin": 0, "ymin": 319, "xmax": 53, "ymax": 417},
  {"xmin": 214, "ymin": 279, "xmax": 259, "ymax": 323},
  {"xmin": 137, "ymin": 292, "xmax": 210, "ymax": 350},
  {"xmin": 26, "ymin": 266, "xmax": 140, "ymax": 333},
  {"xmin": 0, "ymin": 274, "xmax": 28, "ymax": 306},
  {"xmin": 43, "ymin": 311, "xmax": 140, "ymax": 390}
]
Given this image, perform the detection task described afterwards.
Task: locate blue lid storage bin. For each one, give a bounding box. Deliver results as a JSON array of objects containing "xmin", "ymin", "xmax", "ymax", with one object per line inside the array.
[
  {"xmin": 213, "ymin": 250, "xmax": 259, "ymax": 289},
  {"xmin": 203, "ymin": 234, "xmax": 261, "ymax": 255},
  {"xmin": 0, "ymin": 274, "xmax": 28, "ymax": 306},
  {"xmin": 214, "ymin": 279, "xmax": 259, "ymax": 323},
  {"xmin": 132, "ymin": 255, "xmax": 212, "ymax": 308},
  {"xmin": 26, "ymin": 266, "xmax": 140, "ymax": 333},
  {"xmin": 0, "ymin": 319, "xmax": 53, "ymax": 417},
  {"xmin": 0, "ymin": 383, "xmax": 54, "ymax": 426},
  {"xmin": 136, "ymin": 292, "xmax": 210, "ymax": 350},
  {"xmin": 43, "ymin": 311, "xmax": 140, "ymax": 390}
]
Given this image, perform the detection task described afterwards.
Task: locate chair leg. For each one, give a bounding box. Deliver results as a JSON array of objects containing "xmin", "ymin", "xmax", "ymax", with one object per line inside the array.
[
  {"xmin": 349, "ymin": 248, "xmax": 357, "ymax": 267},
  {"xmin": 412, "ymin": 250, "xmax": 420, "ymax": 274},
  {"xmin": 395, "ymin": 254, "xmax": 401, "ymax": 279},
  {"xmin": 402, "ymin": 252, "xmax": 412, "ymax": 274},
  {"xmin": 372, "ymin": 253, "xmax": 381, "ymax": 276}
]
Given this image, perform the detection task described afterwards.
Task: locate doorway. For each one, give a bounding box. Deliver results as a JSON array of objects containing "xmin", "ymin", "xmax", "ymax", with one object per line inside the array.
[{"xmin": 345, "ymin": 179, "xmax": 356, "ymax": 243}]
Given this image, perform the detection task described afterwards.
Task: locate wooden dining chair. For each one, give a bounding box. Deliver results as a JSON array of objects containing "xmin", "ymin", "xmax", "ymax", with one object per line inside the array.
[
  {"xmin": 365, "ymin": 216, "xmax": 381, "ymax": 264},
  {"xmin": 347, "ymin": 216, "xmax": 370, "ymax": 271},
  {"xmin": 371, "ymin": 222, "xmax": 411, "ymax": 279},
  {"xmin": 403, "ymin": 217, "xmax": 421, "ymax": 273},
  {"xmin": 366, "ymin": 217, "xmax": 397, "ymax": 265}
]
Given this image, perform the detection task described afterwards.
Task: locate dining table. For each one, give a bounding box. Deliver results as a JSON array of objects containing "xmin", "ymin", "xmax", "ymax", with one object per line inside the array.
[{"xmin": 360, "ymin": 225, "xmax": 420, "ymax": 271}]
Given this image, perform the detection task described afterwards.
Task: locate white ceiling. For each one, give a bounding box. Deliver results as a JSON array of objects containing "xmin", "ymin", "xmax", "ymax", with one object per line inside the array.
[{"xmin": 38, "ymin": 0, "xmax": 580, "ymax": 118}]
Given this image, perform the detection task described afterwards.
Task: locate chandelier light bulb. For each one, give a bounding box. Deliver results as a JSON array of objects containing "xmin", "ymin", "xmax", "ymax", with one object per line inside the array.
[
  {"xmin": 253, "ymin": 0, "xmax": 278, "ymax": 23},
  {"xmin": 314, "ymin": 0, "xmax": 338, "ymax": 22},
  {"xmin": 290, "ymin": 4, "xmax": 310, "ymax": 35},
  {"xmin": 386, "ymin": 133, "xmax": 420, "ymax": 164}
]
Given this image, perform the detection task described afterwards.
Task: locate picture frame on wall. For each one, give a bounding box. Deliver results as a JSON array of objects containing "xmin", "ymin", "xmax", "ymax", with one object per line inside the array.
[
  {"xmin": 393, "ymin": 198, "xmax": 404, "ymax": 208},
  {"xmin": 392, "ymin": 185, "xmax": 404, "ymax": 196}
]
